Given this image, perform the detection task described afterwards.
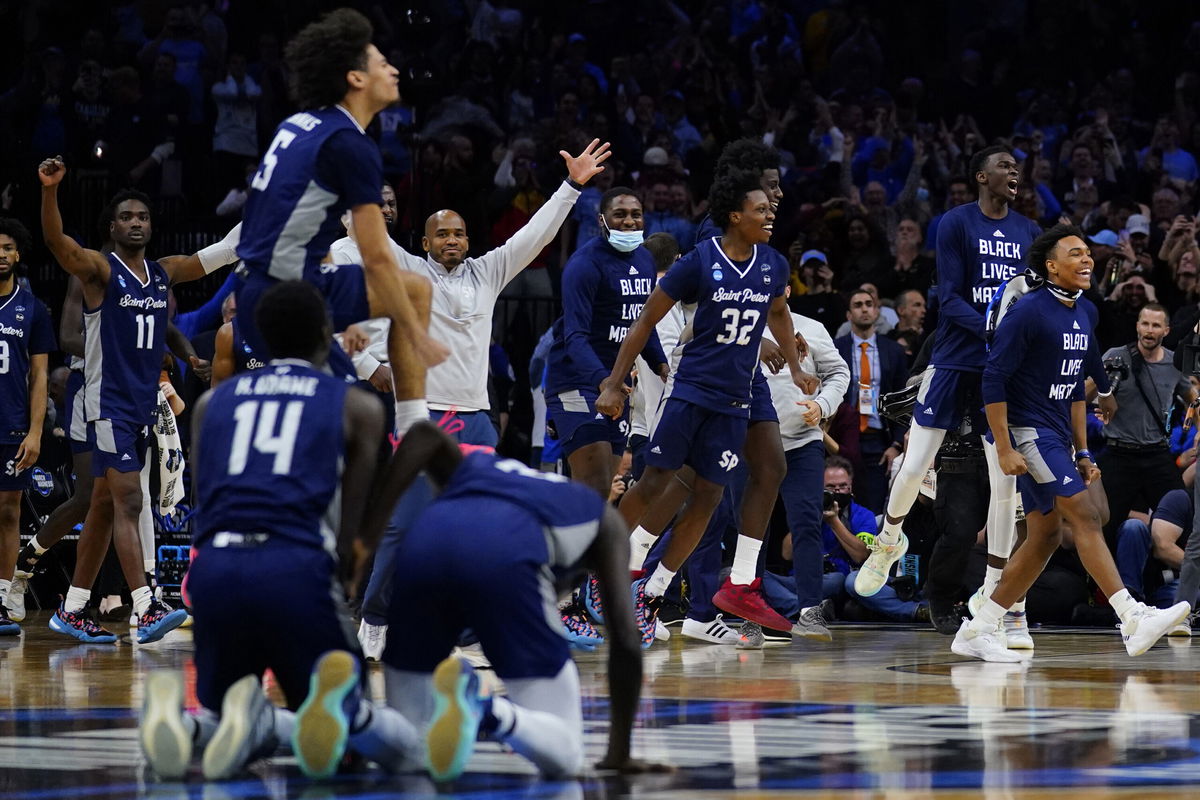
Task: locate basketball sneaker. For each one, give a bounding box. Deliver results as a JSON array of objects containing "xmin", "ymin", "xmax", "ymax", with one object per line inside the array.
[
  {"xmin": 358, "ymin": 620, "xmax": 387, "ymax": 661},
  {"xmin": 792, "ymin": 601, "xmax": 833, "ymax": 642},
  {"xmin": 293, "ymin": 650, "xmax": 360, "ymax": 778},
  {"xmin": 136, "ymin": 599, "xmax": 189, "ymax": 644},
  {"xmin": 141, "ymin": 671, "xmax": 192, "ymax": 779},
  {"xmin": 5, "ymin": 575, "xmax": 26, "ymax": 622},
  {"xmin": 0, "ymin": 604, "xmax": 19, "ymax": 636},
  {"xmin": 631, "ymin": 577, "xmax": 663, "ymax": 649},
  {"xmin": 428, "ymin": 654, "xmax": 495, "ymax": 782},
  {"xmin": 967, "ymin": 585, "xmax": 989, "ymax": 618},
  {"xmin": 1003, "ymin": 611, "xmax": 1034, "ymax": 650},
  {"xmin": 681, "ymin": 614, "xmax": 741, "ymax": 644},
  {"xmin": 581, "ymin": 574, "xmax": 605, "ymax": 624},
  {"xmin": 712, "ymin": 577, "xmax": 793, "ymax": 631},
  {"xmin": 1169, "ymin": 610, "xmax": 1197, "ymax": 637},
  {"xmin": 1121, "ymin": 601, "xmax": 1192, "ymax": 656},
  {"xmin": 562, "ymin": 603, "xmax": 604, "ymax": 651},
  {"xmin": 50, "ymin": 605, "xmax": 117, "ymax": 643},
  {"xmin": 13, "ymin": 543, "xmax": 42, "ymax": 579},
  {"xmin": 736, "ymin": 620, "xmax": 790, "ymax": 649},
  {"xmin": 204, "ymin": 673, "xmax": 277, "ymax": 780},
  {"xmin": 854, "ymin": 533, "xmax": 908, "ymax": 597},
  {"xmin": 951, "ymin": 618, "xmax": 1025, "ymax": 663}
]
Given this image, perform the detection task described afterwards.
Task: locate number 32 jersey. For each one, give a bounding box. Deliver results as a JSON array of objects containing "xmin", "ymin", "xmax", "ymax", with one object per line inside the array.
[
  {"xmin": 194, "ymin": 361, "xmax": 349, "ymax": 553},
  {"xmin": 656, "ymin": 237, "xmax": 787, "ymax": 417}
]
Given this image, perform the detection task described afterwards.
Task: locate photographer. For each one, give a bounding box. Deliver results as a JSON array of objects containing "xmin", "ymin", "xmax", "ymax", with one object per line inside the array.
[{"xmin": 1088, "ymin": 304, "xmax": 1196, "ymax": 551}]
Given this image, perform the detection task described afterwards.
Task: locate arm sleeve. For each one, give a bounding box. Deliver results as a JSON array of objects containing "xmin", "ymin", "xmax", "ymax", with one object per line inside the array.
[
  {"xmin": 477, "ymin": 181, "xmax": 581, "ymax": 293},
  {"xmin": 30, "ymin": 301, "xmax": 56, "ymax": 354},
  {"xmin": 318, "ymin": 129, "xmax": 384, "ymax": 209},
  {"xmin": 935, "ymin": 213, "xmax": 986, "ymax": 340},
  {"xmin": 559, "ymin": 256, "xmax": 609, "ymax": 388},
  {"xmin": 982, "ymin": 306, "xmax": 1031, "ymax": 404}
]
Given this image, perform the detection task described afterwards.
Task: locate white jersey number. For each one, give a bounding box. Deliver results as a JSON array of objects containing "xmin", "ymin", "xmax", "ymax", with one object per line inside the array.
[
  {"xmin": 227, "ymin": 400, "xmax": 304, "ymax": 476},
  {"xmin": 135, "ymin": 314, "xmax": 155, "ymax": 350},
  {"xmin": 715, "ymin": 308, "xmax": 761, "ymax": 345},
  {"xmin": 251, "ymin": 130, "xmax": 298, "ymax": 191},
  {"xmin": 0, "ymin": 340, "xmax": 8, "ymax": 374}
]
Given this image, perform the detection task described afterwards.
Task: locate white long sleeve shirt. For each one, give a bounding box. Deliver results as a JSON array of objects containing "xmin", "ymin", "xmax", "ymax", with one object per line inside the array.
[
  {"xmin": 764, "ymin": 312, "xmax": 850, "ymax": 451},
  {"xmin": 331, "ymin": 180, "xmax": 581, "ymax": 410}
]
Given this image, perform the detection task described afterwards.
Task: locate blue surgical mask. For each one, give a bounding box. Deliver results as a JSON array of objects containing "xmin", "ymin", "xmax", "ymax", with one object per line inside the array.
[{"xmin": 603, "ymin": 219, "xmax": 644, "ymax": 252}]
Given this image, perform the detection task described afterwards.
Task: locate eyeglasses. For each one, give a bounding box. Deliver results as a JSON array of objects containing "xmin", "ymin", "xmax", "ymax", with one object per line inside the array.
[{"xmin": 825, "ymin": 483, "xmax": 853, "ymax": 492}]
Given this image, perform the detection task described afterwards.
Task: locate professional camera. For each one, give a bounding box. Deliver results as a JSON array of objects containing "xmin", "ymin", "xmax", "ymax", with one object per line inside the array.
[{"xmin": 1103, "ymin": 355, "xmax": 1130, "ymax": 392}]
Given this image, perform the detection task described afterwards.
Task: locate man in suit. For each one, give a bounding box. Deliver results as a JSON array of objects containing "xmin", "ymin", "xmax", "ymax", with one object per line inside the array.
[{"xmin": 833, "ymin": 288, "xmax": 908, "ymax": 513}]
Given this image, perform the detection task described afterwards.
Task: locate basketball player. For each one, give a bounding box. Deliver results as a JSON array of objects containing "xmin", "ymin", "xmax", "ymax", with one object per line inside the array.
[
  {"xmin": 39, "ymin": 161, "xmax": 235, "ymax": 644},
  {"xmin": 954, "ymin": 224, "xmax": 1190, "ymax": 662},
  {"xmin": 854, "ymin": 146, "xmax": 1043, "ymax": 640},
  {"xmin": 235, "ymin": 7, "xmax": 446, "ymax": 436},
  {"xmin": 361, "ymin": 420, "xmax": 659, "ymax": 779},
  {"xmin": 140, "ymin": 280, "xmax": 419, "ymax": 780},
  {"xmin": 0, "ymin": 219, "xmax": 54, "ymax": 633},
  {"xmin": 595, "ymin": 169, "xmax": 807, "ymax": 645}
]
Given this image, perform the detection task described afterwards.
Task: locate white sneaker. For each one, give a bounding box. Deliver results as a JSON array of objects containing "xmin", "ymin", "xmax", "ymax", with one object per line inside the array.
[
  {"xmin": 654, "ymin": 619, "xmax": 671, "ymax": 641},
  {"xmin": 681, "ymin": 614, "xmax": 740, "ymax": 644},
  {"xmin": 951, "ymin": 618, "xmax": 1025, "ymax": 663},
  {"xmin": 853, "ymin": 534, "xmax": 908, "ymax": 597},
  {"xmin": 1003, "ymin": 611, "xmax": 1034, "ymax": 650},
  {"xmin": 1122, "ymin": 601, "xmax": 1192, "ymax": 656},
  {"xmin": 140, "ymin": 670, "xmax": 193, "ymax": 779},
  {"xmin": 5, "ymin": 576, "xmax": 26, "ymax": 622},
  {"xmin": 358, "ymin": 620, "xmax": 387, "ymax": 661},
  {"xmin": 967, "ymin": 585, "xmax": 989, "ymax": 618},
  {"xmin": 203, "ymin": 673, "xmax": 276, "ymax": 780},
  {"xmin": 1169, "ymin": 611, "xmax": 1196, "ymax": 637}
]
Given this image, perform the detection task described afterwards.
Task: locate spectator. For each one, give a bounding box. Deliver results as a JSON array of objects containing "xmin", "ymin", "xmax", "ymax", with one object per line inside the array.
[
  {"xmin": 643, "ymin": 180, "xmax": 696, "ymax": 252},
  {"xmin": 211, "ymin": 52, "xmax": 261, "ymax": 204},
  {"xmin": 660, "ymin": 90, "xmax": 701, "ymax": 158},
  {"xmin": 788, "ymin": 248, "xmax": 846, "ymax": 335},
  {"xmin": 877, "ymin": 217, "xmax": 933, "ymax": 298},
  {"xmin": 888, "ymin": 289, "xmax": 927, "ymax": 366},
  {"xmin": 139, "ymin": 5, "xmax": 210, "ymax": 125},
  {"xmin": 1116, "ymin": 488, "xmax": 1192, "ymax": 608},
  {"xmin": 1139, "ymin": 117, "xmax": 1200, "ymax": 184}
]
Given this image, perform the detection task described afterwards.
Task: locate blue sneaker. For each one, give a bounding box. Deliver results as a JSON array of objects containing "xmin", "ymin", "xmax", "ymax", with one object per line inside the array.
[
  {"xmin": 631, "ymin": 577, "xmax": 662, "ymax": 650},
  {"xmin": 427, "ymin": 655, "xmax": 485, "ymax": 782},
  {"xmin": 562, "ymin": 603, "xmax": 604, "ymax": 651},
  {"xmin": 293, "ymin": 650, "xmax": 360, "ymax": 778},
  {"xmin": 136, "ymin": 599, "xmax": 189, "ymax": 644},
  {"xmin": 50, "ymin": 605, "xmax": 117, "ymax": 643},
  {"xmin": 0, "ymin": 604, "xmax": 18, "ymax": 636},
  {"xmin": 581, "ymin": 574, "xmax": 605, "ymax": 624}
]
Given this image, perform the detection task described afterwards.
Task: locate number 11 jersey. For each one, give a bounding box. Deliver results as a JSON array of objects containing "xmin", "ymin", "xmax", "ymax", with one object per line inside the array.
[{"xmin": 656, "ymin": 237, "xmax": 787, "ymax": 417}]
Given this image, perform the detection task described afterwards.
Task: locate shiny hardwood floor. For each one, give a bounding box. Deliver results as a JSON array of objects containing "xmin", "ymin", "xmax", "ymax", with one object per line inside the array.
[{"xmin": 1, "ymin": 611, "xmax": 1198, "ymax": 799}]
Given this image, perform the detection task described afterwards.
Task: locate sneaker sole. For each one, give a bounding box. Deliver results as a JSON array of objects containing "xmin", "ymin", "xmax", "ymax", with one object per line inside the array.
[
  {"xmin": 292, "ymin": 651, "xmax": 358, "ymax": 778},
  {"xmin": 427, "ymin": 656, "xmax": 480, "ymax": 782},
  {"xmin": 791, "ymin": 625, "xmax": 833, "ymax": 642},
  {"xmin": 1168, "ymin": 626, "xmax": 1192, "ymax": 637},
  {"xmin": 854, "ymin": 537, "xmax": 909, "ymax": 598},
  {"xmin": 0, "ymin": 621, "xmax": 19, "ymax": 636},
  {"xmin": 137, "ymin": 609, "xmax": 189, "ymax": 644},
  {"xmin": 203, "ymin": 673, "xmax": 267, "ymax": 780},
  {"xmin": 951, "ymin": 638, "xmax": 1024, "ymax": 663},
  {"xmin": 681, "ymin": 623, "xmax": 740, "ymax": 645},
  {"xmin": 141, "ymin": 672, "xmax": 192, "ymax": 779},
  {"xmin": 48, "ymin": 613, "xmax": 116, "ymax": 644},
  {"xmin": 1125, "ymin": 603, "xmax": 1192, "ymax": 656},
  {"xmin": 712, "ymin": 589, "xmax": 793, "ymax": 632}
]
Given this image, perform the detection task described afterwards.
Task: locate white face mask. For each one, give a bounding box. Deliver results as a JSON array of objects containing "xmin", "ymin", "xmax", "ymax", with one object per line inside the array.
[{"xmin": 602, "ymin": 218, "xmax": 644, "ymax": 252}]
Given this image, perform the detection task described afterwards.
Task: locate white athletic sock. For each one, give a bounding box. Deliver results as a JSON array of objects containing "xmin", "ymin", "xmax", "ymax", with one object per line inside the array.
[
  {"xmin": 968, "ymin": 599, "xmax": 1007, "ymax": 633},
  {"xmin": 0, "ymin": 579, "xmax": 10, "ymax": 604},
  {"xmin": 489, "ymin": 694, "xmax": 517, "ymax": 736},
  {"xmin": 495, "ymin": 676, "xmax": 584, "ymax": 778},
  {"xmin": 394, "ymin": 399, "xmax": 429, "ymax": 436},
  {"xmin": 983, "ymin": 566, "xmax": 1004, "ymax": 595},
  {"xmin": 730, "ymin": 535, "xmax": 761, "ymax": 585},
  {"xmin": 645, "ymin": 563, "xmax": 676, "ymax": 597},
  {"xmin": 877, "ymin": 520, "xmax": 904, "ymax": 546},
  {"xmin": 64, "ymin": 585, "xmax": 91, "ymax": 614},
  {"xmin": 1010, "ymin": 598, "xmax": 1026, "ymax": 614},
  {"xmin": 1109, "ymin": 588, "xmax": 1139, "ymax": 623},
  {"xmin": 29, "ymin": 535, "xmax": 47, "ymax": 554},
  {"xmin": 629, "ymin": 526, "xmax": 657, "ymax": 571},
  {"xmin": 131, "ymin": 585, "xmax": 153, "ymax": 617},
  {"xmin": 347, "ymin": 701, "xmax": 420, "ymax": 771}
]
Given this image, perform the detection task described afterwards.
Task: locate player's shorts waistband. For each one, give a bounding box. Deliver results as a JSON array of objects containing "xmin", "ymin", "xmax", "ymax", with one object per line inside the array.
[{"xmin": 209, "ymin": 532, "xmax": 271, "ymax": 548}]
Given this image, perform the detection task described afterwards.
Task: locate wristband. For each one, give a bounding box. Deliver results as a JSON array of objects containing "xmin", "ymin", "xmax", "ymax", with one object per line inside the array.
[
  {"xmin": 565, "ymin": 178, "xmax": 584, "ymax": 191},
  {"xmin": 1075, "ymin": 449, "xmax": 1093, "ymax": 462}
]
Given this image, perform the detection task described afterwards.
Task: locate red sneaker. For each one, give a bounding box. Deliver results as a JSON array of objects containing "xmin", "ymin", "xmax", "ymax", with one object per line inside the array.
[{"xmin": 712, "ymin": 577, "xmax": 793, "ymax": 631}]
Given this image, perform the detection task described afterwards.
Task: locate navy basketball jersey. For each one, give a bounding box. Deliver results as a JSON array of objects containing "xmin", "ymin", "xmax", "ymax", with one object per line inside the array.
[
  {"xmin": 931, "ymin": 203, "xmax": 1042, "ymax": 371},
  {"xmin": 194, "ymin": 361, "xmax": 349, "ymax": 552},
  {"xmin": 83, "ymin": 254, "xmax": 169, "ymax": 425},
  {"xmin": 0, "ymin": 284, "xmax": 55, "ymax": 443},
  {"xmin": 657, "ymin": 237, "xmax": 787, "ymax": 415},
  {"xmin": 317, "ymin": 262, "xmax": 369, "ymax": 333},
  {"xmin": 230, "ymin": 317, "xmax": 265, "ymax": 374},
  {"xmin": 435, "ymin": 453, "xmax": 607, "ymax": 576},
  {"xmin": 237, "ymin": 107, "xmax": 384, "ymax": 284}
]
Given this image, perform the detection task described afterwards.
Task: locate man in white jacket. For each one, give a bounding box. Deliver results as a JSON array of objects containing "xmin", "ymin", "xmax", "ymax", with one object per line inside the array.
[{"xmin": 761, "ymin": 304, "xmax": 850, "ymax": 639}]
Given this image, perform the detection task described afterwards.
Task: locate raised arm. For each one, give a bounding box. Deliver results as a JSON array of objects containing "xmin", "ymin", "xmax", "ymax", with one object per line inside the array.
[
  {"xmin": 159, "ymin": 224, "xmax": 242, "ymax": 287},
  {"xmin": 38, "ymin": 158, "xmax": 109, "ymax": 284}
]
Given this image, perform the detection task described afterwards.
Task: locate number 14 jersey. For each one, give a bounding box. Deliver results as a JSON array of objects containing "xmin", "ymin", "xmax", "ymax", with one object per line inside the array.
[{"xmin": 656, "ymin": 237, "xmax": 787, "ymax": 417}]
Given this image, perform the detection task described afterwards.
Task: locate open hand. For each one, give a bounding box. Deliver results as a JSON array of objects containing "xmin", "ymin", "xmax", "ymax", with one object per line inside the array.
[{"xmin": 561, "ymin": 139, "xmax": 612, "ymax": 186}]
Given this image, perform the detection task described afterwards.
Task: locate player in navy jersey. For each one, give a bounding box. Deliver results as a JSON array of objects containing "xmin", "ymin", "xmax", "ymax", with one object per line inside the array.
[
  {"xmin": 353, "ymin": 421, "xmax": 658, "ymax": 779},
  {"xmin": 596, "ymin": 169, "xmax": 809, "ymax": 645},
  {"xmin": 625, "ymin": 139, "xmax": 812, "ymax": 638},
  {"xmin": 211, "ymin": 312, "xmax": 265, "ymax": 385},
  {"xmin": 140, "ymin": 280, "xmax": 419, "ymax": 780},
  {"xmin": 546, "ymin": 186, "xmax": 668, "ymax": 496},
  {"xmin": 0, "ymin": 219, "xmax": 54, "ymax": 634},
  {"xmin": 854, "ymin": 146, "xmax": 1045, "ymax": 633},
  {"xmin": 236, "ymin": 8, "xmax": 446, "ymax": 437},
  {"xmin": 39, "ymin": 159, "xmax": 238, "ymax": 644},
  {"xmin": 954, "ymin": 224, "xmax": 1190, "ymax": 662}
]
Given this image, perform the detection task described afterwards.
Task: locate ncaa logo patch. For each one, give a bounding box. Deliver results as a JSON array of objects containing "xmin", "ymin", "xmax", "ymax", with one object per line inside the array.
[
  {"xmin": 31, "ymin": 467, "xmax": 53, "ymax": 497},
  {"xmin": 117, "ymin": 273, "xmax": 127, "ymax": 288}
]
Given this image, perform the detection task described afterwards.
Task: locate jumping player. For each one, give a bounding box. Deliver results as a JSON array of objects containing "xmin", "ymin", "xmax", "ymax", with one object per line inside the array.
[
  {"xmin": 140, "ymin": 281, "xmax": 419, "ymax": 780},
  {"xmin": 954, "ymin": 224, "xmax": 1190, "ymax": 662}
]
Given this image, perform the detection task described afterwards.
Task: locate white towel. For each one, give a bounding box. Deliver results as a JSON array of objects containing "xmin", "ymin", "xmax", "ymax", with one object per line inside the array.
[{"xmin": 153, "ymin": 388, "xmax": 185, "ymax": 515}]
